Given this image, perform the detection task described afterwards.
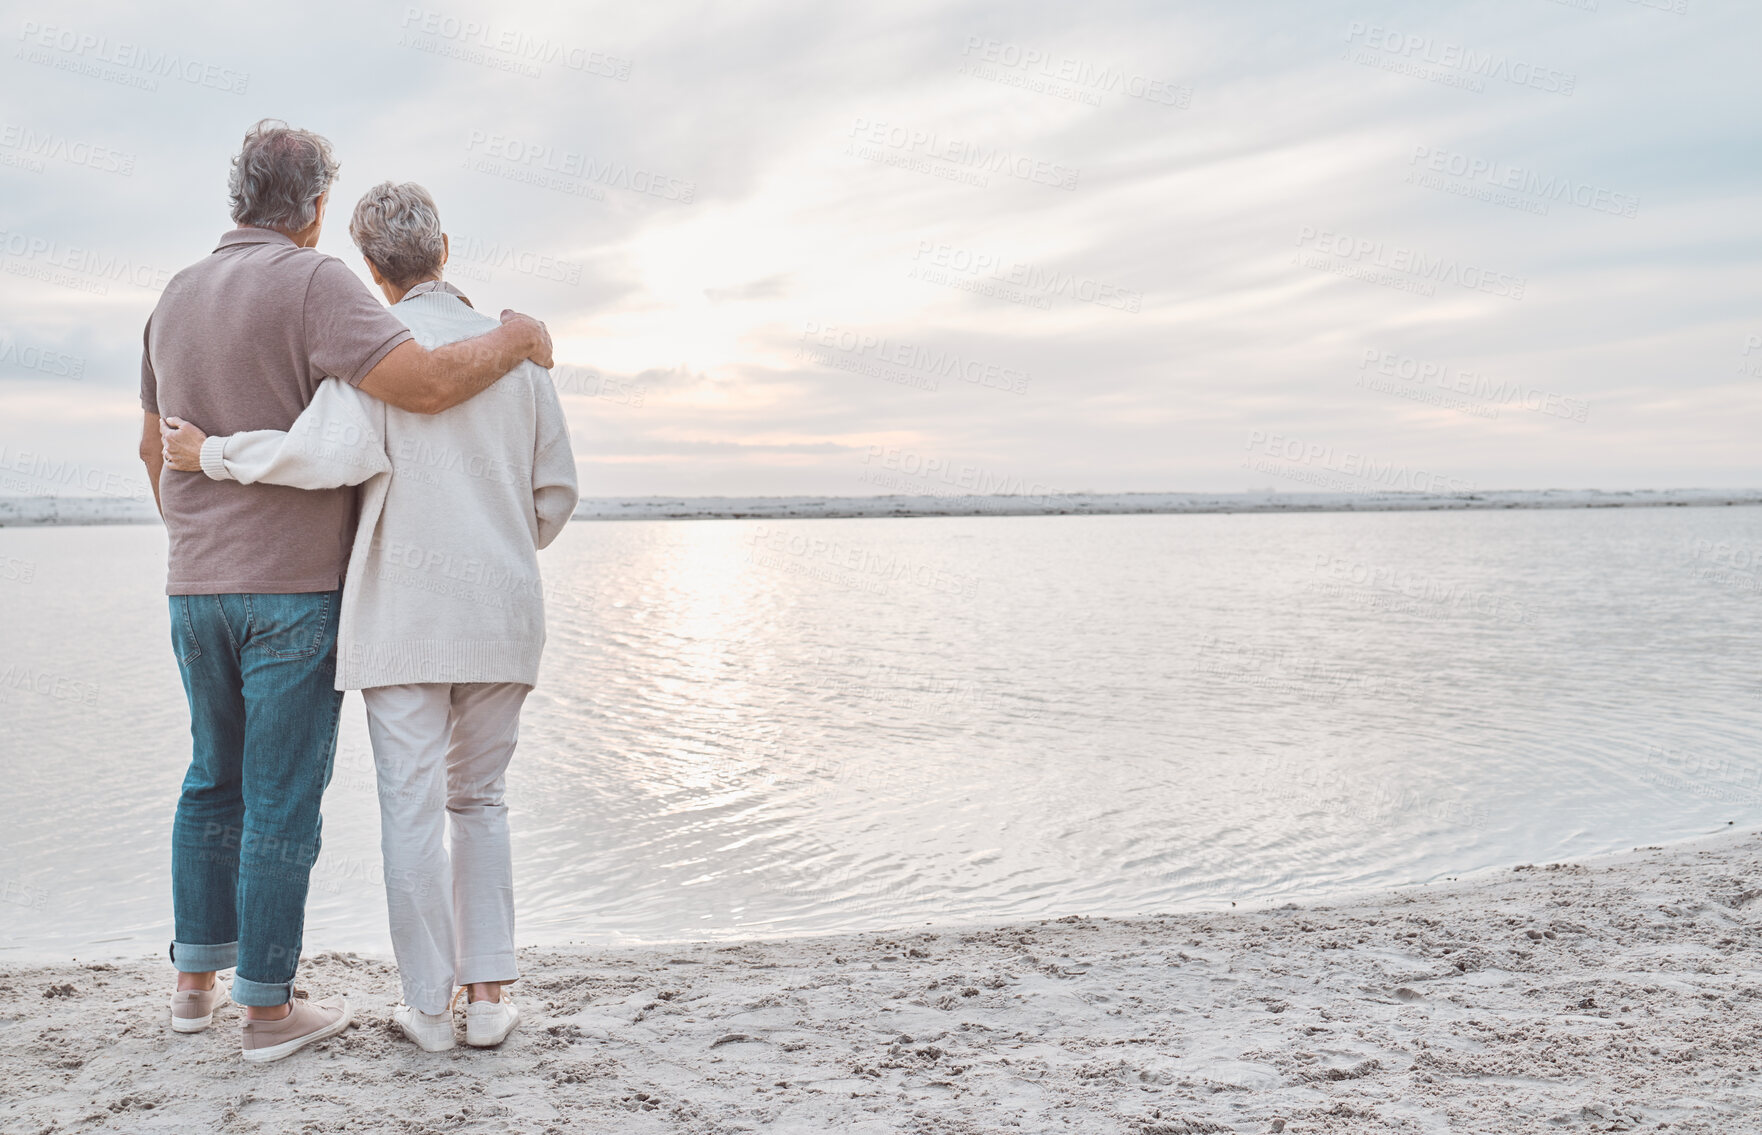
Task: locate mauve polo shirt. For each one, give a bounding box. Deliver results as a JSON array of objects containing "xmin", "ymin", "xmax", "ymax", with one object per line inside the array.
[{"xmin": 141, "ymin": 227, "xmax": 413, "ymax": 595}]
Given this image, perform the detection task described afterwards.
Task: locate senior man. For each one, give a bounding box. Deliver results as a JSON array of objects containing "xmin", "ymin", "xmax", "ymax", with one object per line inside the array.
[{"xmin": 138, "ymin": 119, "xmax": 554, "ymax": 1063}]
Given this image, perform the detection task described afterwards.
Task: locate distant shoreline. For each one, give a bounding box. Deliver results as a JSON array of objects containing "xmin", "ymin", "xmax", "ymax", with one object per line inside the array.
[{"xmin": 4, "ymin": 487, "xmax": 1761, "ymax": 527}]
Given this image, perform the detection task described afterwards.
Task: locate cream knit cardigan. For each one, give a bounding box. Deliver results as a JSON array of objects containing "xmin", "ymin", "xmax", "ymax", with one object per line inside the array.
[{"xmin": 198, "ymin": 282, "xmax": 579, "ymax": 689}]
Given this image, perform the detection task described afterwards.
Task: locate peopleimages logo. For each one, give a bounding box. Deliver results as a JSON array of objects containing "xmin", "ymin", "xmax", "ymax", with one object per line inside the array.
[
  {"xmin": 0, "ymin": 228, "xmax": 174, "ymax": 295},
  {"xmin": 1357, "ymin": 349, "xmax": 1589, "ymax": 423},
  {"xmin": 0, "ymin": 124, "xmax": 135, "ymax": 176},
  {"xmin": 449, "ymin": 234, "xmax": 583, "ymax": 285},
  {"xmin": 1294, "ymin": 226, "xmax": 1526, "ymax": 301},
  {"xmin": 0, "ymin": 443, "xmax": 149, "ymax": 500},
  {"xmin": 0, "ymin": 663, "xmax": 100, "ymax": 708},
  {"xmin": 14, "ymin": 21, "xmax": 249, "ymax": 94},
  {"xmin": 957, "ymin": 36, "xmax": 1191, "ymax": 109},
  {"xmin": 1308, "ymin": 553, "xmax": 1534, "ymax": 625},
  {"xmin": 1742, "ymin": 334, "xmax": 1762, "ymax": 379},
  {"xmin": 0, "ymin": 332, "xmax": 85, "ymax": 379},
  {"xmin": 1408, "ymin": 146, "xmax": 1638, "ymax": 219},
  {"xmin": 860, "ymin": 446, "xmax": 1065, "ymax": 506},
  {"xmin": 848, "ymin": 117, "xmax": 1079, "ymax": 191},
  {"xmin": 399, "ymin": 8, "xmax": 631, "ymax": 79},
  {"xmin": 1342, "ymin": 22, "xmax": 1576, "ymax": 96},
  {"xmin": 1242, "ymin": 430, "xmax": 1476, "ymax": 494},
  {"xmin": 745, "ymin": 524, "xmax": 981, "ymax": 600},
  {"xmin": 910, "ymin": 241, "xmax": 1143, "ymax": 312},
  {"xmin": 463, "ymin": 132, "xmax": 695, "ymax": 203},
  {"xmin": 800, "ymin": 321, "xmax": 1031, "ymax": 395}
]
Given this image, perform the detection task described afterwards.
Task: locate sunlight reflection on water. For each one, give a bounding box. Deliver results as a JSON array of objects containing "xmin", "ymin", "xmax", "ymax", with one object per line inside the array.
[{"xmin": 4, "ymin": 507, "xmax": 1761, "ymax": 959}]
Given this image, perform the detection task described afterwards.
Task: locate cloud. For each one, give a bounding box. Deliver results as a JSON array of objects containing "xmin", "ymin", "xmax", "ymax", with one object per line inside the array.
[
  {"xmin": 1, "ymin": 0, "xmax": 1759, "ymax": 498},
  {"xmin": 704, "ymin": 274, "xmax": 791, "ymax": 304}
]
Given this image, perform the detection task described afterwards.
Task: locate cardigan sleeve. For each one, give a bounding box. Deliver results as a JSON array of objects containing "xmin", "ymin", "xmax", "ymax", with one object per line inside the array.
[
  {"xmin": 199, "ymin": 376, "xmax": 392, "ymax": 489},
  {"xmin": 529, "ymin": 363, "xmax": 579, "ymax": 549}
]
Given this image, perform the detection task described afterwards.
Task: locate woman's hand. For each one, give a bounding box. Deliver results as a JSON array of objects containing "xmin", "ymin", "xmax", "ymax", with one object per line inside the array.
[{"xmin": 160, "ymin": 416, "xmax": 209, "ymax": 472}]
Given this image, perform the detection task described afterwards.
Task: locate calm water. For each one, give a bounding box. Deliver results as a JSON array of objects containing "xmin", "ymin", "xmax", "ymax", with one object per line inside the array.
[{"xmin": 4, "ymin": 507, "xmax": 1761, "ymax": 960}]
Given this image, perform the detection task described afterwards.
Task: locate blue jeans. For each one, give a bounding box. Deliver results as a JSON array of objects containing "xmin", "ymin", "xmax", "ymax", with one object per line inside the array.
[{"xmin": 167, "ymin": 590, "xmax": 344, "ymax": 1007}]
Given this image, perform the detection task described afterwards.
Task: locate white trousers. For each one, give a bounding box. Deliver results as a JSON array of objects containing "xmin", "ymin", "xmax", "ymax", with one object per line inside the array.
[{"xmin": 362, "ymin": 681, "xmax": 530, "ymax": 1014}]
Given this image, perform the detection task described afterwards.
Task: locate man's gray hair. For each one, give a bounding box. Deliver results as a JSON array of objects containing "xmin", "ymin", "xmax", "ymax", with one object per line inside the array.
[
  {"xmin": 228, "ymin": 119, "xmax": 339, "ymax": 233},
  {"xmin": 349, "ymin": 181, "xmax": 446, "ymax": 287}
]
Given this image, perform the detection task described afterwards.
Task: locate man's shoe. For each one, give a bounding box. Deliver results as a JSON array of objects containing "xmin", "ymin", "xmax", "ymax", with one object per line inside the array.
[
  {"xmin": 393, "ymin": 1003, "xmax": 457, "ymax": 1052},
  {"xmin": 240, "ymin": 992, "xmax": 352, "ymax": 1063},
  {"xmin": 464, "ymin": 996, "xmax": 519, "ymax": 1048},
  {"xmin": 170, "ymin": 977, "xmax": 230, "ymax": 1033}
]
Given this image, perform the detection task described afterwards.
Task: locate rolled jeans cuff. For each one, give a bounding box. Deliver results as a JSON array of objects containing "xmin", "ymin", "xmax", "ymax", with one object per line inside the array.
[
  {"xmin": 170, "ymin": 938, "xmax": 237, "ymax": 973},
  {"xmin": 231, "ymin": 974, "xmax": 294, "ymax": 1007}
]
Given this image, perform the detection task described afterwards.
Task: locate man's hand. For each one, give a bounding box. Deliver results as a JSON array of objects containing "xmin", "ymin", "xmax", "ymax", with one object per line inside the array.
[
  {"xmin": 160, "ymin": 416, "xmax": 209, "ymax": 472},
  {"xmin": 359, "ymin": 310, "xmax": 554, "ymax": 414},
  {"xmin": 501, "ymin": 309, "xmax": 553, "ymax": 368}
]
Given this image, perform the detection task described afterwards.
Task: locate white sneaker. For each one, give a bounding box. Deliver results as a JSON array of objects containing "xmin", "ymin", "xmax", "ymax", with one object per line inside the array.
[
  {"xmin": 393, "ymin": 1003, "xmax": 456, "ymax": 1052},
  {"xmin": 464, "ymin": 996, "xmax": 519, "ymax": 1048}
]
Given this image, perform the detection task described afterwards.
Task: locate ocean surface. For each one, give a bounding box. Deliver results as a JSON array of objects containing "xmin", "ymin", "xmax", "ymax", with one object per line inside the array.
[{"xmin": 4, "ymin": 507, "xmax": 1762, "ymax": 960}]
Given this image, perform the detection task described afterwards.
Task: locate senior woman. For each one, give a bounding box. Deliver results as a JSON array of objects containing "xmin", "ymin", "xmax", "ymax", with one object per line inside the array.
[{"xmin": 161, "ymin": 181, "xmax": 578, "ymax": 1052}]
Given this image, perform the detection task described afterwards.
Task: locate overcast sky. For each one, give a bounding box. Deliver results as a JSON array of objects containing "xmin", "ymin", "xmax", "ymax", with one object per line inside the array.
[{"xmin": 1, "ymin": 0, "xmax": 1758, "ymax": 502}]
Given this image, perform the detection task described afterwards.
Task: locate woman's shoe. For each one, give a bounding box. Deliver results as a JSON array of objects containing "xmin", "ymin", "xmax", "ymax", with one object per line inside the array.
[
  {"xmin": 464, "ymin": 996, "xmax": 519, "ymax": 1047},
  {"xmin": 393, "ymin": 1003, "xmax": 457, "ymax": 1051}
]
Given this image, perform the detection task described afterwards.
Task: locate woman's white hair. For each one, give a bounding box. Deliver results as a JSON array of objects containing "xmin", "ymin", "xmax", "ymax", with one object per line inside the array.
[
  {"xmin": 228, "ymin": 119, "xmax": 339, "ymax": 233},
  {"xmin": 349, "ymin": 181, "xmax": 446, "ymax": 287}
]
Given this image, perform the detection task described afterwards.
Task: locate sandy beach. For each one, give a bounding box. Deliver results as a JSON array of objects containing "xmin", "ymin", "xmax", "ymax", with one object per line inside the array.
[{"xmin": 3, "ymin": 828, "xmax": 1757, "ymax": 1134}]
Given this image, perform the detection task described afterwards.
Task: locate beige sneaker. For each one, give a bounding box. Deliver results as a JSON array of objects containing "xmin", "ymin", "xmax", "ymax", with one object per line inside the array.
[
  {"xmin": 464, "ymin": 995, "xmax": 519, "ymax": 1048},
  {"xmin": 170, "ymin": 977, "xmax": 230, "ymax": 1033},
  {"xmin": 240, "ymin": 991, "xmax": 352, "ymax": 1063}
]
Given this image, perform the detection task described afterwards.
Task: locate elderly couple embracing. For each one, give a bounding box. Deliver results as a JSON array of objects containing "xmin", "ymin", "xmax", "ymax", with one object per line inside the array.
[{"xmin": 138, "ymin": 119, "xmax": 579, "ymax": 1062}]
